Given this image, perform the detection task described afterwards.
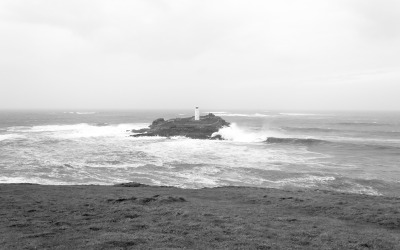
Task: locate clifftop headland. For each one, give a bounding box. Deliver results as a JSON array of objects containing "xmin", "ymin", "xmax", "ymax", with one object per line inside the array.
[
  {"xmin": 2, "ymin": 183, "xmax": 400, "ymax": 249},
  {"xmin": 130, "ymin": 113, "xmax": 230, "ymax": 139}
]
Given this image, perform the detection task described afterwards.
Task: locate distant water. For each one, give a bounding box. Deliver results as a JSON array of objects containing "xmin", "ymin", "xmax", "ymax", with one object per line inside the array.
[{"xmin": 1, "ymin": 110, "xmax": 400, "ymax": 197}]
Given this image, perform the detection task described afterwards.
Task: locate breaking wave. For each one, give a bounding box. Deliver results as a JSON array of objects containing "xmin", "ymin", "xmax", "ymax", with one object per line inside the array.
[
  {"xmin": 7, "ymin": 123, "xmax": 149, "ymax": 139},
  {"xmin": 212, "ymin": 123, "xmax": 281, "ymax": 142},
  {"xmin": 0, "ymin": 134, "xmax": 25, "ymax": 141},
  {"xmin": 265, "ymin": 137, "xmax": 329, "ymax": 146}
]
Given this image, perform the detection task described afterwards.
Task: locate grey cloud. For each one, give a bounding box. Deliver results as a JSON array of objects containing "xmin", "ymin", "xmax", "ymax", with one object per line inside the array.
[{"xmin": 0, "ymin": 0, "xmax": 399, "ymax": 110}]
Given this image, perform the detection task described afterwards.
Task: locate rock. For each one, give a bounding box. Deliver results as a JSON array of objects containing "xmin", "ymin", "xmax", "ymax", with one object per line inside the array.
[
  {"xmin": 130, "ymin": 128, "xmax": 149, "ymax": 133},
  {"xmin": 114, "ymin": 182, "xmax": 149, "ymax": 187},
  {"xmin": 210, "ymin": 134, "xmax": 223, "ymax": 140},
  {"xmin": 150, "ymin": 118, "xmax": 165, "ymax": 128},
  {"xmin": 130, "ymin": 113, "xmax": 230, "ymax": 139}
]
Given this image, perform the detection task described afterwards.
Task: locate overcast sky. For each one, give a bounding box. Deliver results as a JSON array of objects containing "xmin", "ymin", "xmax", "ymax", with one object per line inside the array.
[{"xmin": 1, "ymin": 0, "xmax": 399, "ymax": 110}]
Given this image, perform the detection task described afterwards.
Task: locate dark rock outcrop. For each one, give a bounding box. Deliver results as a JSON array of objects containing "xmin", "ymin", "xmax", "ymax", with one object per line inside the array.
[
  {"xmin": 114, "ymin": 182, "xmax": 149, "ymax": 188},
  {"xmin": 130, "ymin": 113, "xmax": 230, "ymax": 139}
]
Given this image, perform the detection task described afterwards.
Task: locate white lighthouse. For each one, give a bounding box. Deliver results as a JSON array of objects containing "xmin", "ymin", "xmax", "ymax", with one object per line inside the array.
[{"xmin": 195, "ymin": 107, "xmax": 200, "ymax": 120}]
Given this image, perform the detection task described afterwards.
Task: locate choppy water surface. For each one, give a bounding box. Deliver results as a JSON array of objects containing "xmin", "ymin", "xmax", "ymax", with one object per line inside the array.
[{"xmin": 1, "ymin": 110, "xmax": 399, "ymax": 197}]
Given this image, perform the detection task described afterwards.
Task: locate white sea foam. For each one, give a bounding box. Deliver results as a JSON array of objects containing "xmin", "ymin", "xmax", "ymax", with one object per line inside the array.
[
  {"xmin": 170, "ymin": 170, "xmax": 221, "ymax": 188},
  {"xmin": 212, "ymin": 123, "xmax": 281, "ymax": 142},
  {"xmin": 0, "ymin": 176, "xmax": 72, "ymax": 185},
  {"xmin": 276, "ymin": 175, "xmax": 336, "ymax": 186},
  {"xmin": 220, "ymin": 171, "xmax": 266, "ymax": 186},
  {"xmin": 254, "ymin": 113, "xmax": 270, "ymax": 117},
  {"xmin": 18, "ymin": 123, "xmax": 149, "ymax": 138},
  {"xmin": 0, "ymin": 134, "xmax": 25, "ymax": 141},
  {"xmin": 343, "ymin": 183, "xmax": 381, "ymax": 196},
  {"xmin": 6, "ymin": 126, "xmax": 28, "ymax": 132}
]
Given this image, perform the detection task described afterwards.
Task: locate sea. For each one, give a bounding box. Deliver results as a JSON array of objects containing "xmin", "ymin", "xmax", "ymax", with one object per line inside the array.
[{"xmin": 1, "ymin": 110, "xmax": 399, "ymax": 197}]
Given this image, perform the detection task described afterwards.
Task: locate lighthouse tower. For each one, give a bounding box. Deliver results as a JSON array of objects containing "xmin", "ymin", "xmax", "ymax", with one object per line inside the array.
[{"xmin": 195, "ymin": 107, "xmax": 200, "ymax": 120}]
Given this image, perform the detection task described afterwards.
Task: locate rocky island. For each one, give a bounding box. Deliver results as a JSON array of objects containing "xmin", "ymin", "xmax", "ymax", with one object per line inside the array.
[{"xmin": 130, "ymin": 113, "xmax": 230, "ymax": 139}]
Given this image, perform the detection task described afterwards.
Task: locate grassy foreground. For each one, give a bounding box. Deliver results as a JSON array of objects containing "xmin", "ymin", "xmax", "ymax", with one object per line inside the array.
[{"xmin": 1, "ymin": 183, "xmax": 400, "ymax": 249}]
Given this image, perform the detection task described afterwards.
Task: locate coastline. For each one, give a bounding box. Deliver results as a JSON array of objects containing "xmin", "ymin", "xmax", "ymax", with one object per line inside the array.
[{"xmin": 1, "ymin": 183, "xmax": 399, "ymax": 249}]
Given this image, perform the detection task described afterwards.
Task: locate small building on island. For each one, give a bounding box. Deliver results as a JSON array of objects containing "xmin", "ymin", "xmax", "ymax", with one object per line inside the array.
[{"xmin": 195, "ymin": 107, "xmax": 200, "ymax": 121}]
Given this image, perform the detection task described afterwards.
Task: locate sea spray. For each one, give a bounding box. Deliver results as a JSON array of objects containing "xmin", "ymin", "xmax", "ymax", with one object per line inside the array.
[{"xmin": 212, "ymin": 123, "xmax": 282, "ymax": 142}]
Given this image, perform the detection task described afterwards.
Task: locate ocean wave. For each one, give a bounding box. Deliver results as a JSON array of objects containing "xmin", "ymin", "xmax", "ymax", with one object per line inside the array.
[
  {"xmin": 0, "ymin": 176, "xmax": 111, "ymax": 185},
  {"xmin": 0, "ymin": 176, "xmax": 71, "ymax": 185},
  {"xmin": 326, "ymin": 135, "xmax": 400, "ymax": 146},
  {"xmin": 273, "ymin": 175, "xmax": 336, "ymax": 186},
  {"xmin": 344, "ymin": 142, "xmax": 400, "ymax": 153},
  {"xmin": 9, "ymin": 123, "xmax": 149, "ymax": 138},
  {"xmin": 5, "ymin": 126, "xmax": 30, "ymax": 132},
  {"xmin": 0, "ymin": 134, "xmax": 25, "ymax": 141},
  {"xmin": 269, "ymin": 175, "xmax": 382, "ymax": 196},
  {"xmin": 321, "ymin": 176, "xmax": 385, "ymax": 196},
  {"xmin": 281, "ymin": 126, "xmax": 340, "ymax": 133},
  {"xmin": 282, "ymin": 126, "xmax": 400, "ymax": 137},
  {"xmin": 218, "ymin": 113, "xmax": 270, "ymax": 117},
  {"xmin": 95, "ymin": 123, "xmax": 109, "ymax": 126},
  {"xmin": 374, "ymin": 130, "xmax": 400, "ymax": 136},
  {"xmin": 265, "ymin": 137, "xmax": 329, "ymax": 146},
  {"xmin": 212, "ymin": 123, "xmax": 281, "ymax": 142},
  {"xmin": 265, "ymin": 136, "xmax": 400, "ymax": 152},
  {"xmin": 337, "ymin": 122, "xmax": 383, "ymax": 126}
]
